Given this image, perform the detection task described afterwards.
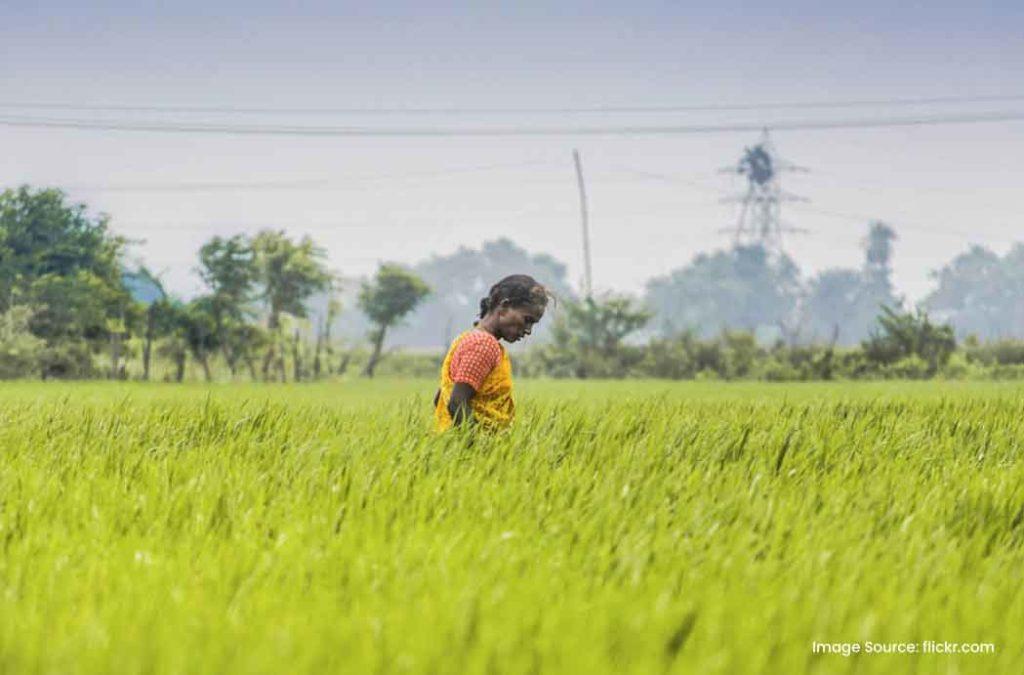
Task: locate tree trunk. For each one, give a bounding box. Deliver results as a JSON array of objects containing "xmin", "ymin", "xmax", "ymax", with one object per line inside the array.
[
  {"xmin": 110, "ymin": 329, "xmax": 121, "ymax": 380},
  {"xmin": 198, "ymin": 352, "xmax": 212, "ymax": 382},
  {"xmin": 215, "ymin": 313, "xmax": 238, "ymax": 378},
  {"xmin": 337, "ymin": 353, "xmax": 351, "ymax": 376},
  {"xmin": 175, "ymin": 352, "xmax": 186, "ymax": 383},
  {"xmin": 261, "ymin": 344, "xmax": 274, "ymax": 381},
  {"xmin": 277, "ymin": 347, "xmax": 287, "ymax": 383},
  {"xmin": 363, "ymin": 325, "xmax": 388, "ymax": 378},
  {"xmin": 292, "ymin": 329, "xmax": 302, "ymax": 382},
  {"xmin": 262, "ymin": 311, "xmax": 279, "ymax": 381},
  {"xmin": 222, "ymin": 344, "xmax": 238, "ymax": 378},
  {"xmin": 244, "ymin": 350, "xmax": 258, "ymax": 381},
  {"xmin": 312, "ymin": 320, "xmax": 323, "ymax": 380},
  {"xmin": 323, "ymin": 317, "xmax": 333, "ymax": 376},
  {"xmin": 143, "ymin": 305, "xmax": 155, "ymax": 381}
]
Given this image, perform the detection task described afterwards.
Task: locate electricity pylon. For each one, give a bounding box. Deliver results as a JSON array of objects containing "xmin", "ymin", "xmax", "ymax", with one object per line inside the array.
[{"xmin": 721, "ymin": 128, "xmax": 808, "ymax": 250}]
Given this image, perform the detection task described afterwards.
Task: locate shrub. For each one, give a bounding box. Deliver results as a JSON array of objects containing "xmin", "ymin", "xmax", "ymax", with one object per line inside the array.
[
  {"xmin": 0, "ymin": 306, "xmax": 45, "ymax": 379},
  {"xmin": 39, "ymin": 342, "xmax": 97, "ymax": 379},
  {"xmin": 879, "ymin": 355, "xmax": 931, "ymax": 380},
  {"xmin": 862, "ymin": 306, "xmax": 956, "ymax": 375}
]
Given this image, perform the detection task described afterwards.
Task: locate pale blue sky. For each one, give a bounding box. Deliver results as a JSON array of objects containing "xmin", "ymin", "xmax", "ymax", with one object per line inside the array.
[{"xmin": 1, "ymin": 1, "xmax": 1022, "ymax": 302}]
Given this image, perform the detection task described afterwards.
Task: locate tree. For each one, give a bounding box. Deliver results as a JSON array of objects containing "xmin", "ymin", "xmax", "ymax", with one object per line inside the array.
[
  {"xmin": 801, "ymin": 269, "xmax": 863, "ymax": 343},
  {"xmin": 860, "ymin": 220, "xmax": 900, "ymax": 316},
  {"xmin": 358, "ymin": 264, "xmax": 430, "ymax": 377},
  {"xmin": 197, "ymin": 235, "xmax": 259, "ymax": 376},
  {"xmin": 252, "ymin": 230, "xmax": 332, "ymax": 381},
  {"xmin": 313, "ymin": 296, "xmax": 342, "ymax": 379},
  {"xmin": 801, "ymin": 221, "xmax": 902, "ymax": 345},
  {"xmin": 227, "ymin": 323, "xmax": 268, "ymax": 380},
  {"xmin": 0, "ymin": 186, "xmax": 127, "ymax": 309},
  {"xmin": 142, "ymin": 297, "xmax": 177, "ymax": 380},
  {"xmin": 123, "ymin": 265, "xmax": 168, "ymax": 381},
  {"xmin": 862, "ymin": 305, "xmax": 956, "ymax": 376},
  {"xmin": 863, "ymin": 221, "xmax": 897, "ymax": 285},
  {"xmin": 925, "ymin": 244, "xmax": 1024, "ymax": 340},
  {"xmin": 536, "ymin": 294, "xmax": 650, "ymax": 378},
  {"xmin": 0, "ymin": 187, "xmax": 135, "ymax": 375},
  {"xmin": 181, "ymin": 297, "xmax": 219, "ymax": 382},
  {"xmin": 644, "ymin": 244, "xmax": 800, "ymax": 340},
  {"xmin": 152, "ymin": 300, "xmax": 190, "ymax": 382}
]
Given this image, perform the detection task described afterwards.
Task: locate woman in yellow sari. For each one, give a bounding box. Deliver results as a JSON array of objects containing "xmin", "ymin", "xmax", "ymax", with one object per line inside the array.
[{"xmin": 433, "ymin": 275, "xmax": 550, "ymax": 431}]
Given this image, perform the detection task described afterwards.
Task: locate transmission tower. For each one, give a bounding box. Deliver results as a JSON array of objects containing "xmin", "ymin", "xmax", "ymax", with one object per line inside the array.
[{"xmin": 721, "ymin": 128, "xmax": 808, "ymax": 250}]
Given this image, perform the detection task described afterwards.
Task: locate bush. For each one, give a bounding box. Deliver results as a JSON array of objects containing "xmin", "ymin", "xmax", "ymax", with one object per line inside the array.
[
  {"xmin": 39, "ymin": 341, "xmax": 97, "ymax": 379},
  {"xmin": 986, "ymin": 364, "xmax": 1024, "ymax": 380},
  {"xmin": 879, "ymin": 355, "xmax": 931, "ymax": 380},
  {"xmin": 761, "ymin": 359, "xmax": 803, "ymax": 382},
  {"xmin": 964, "ymin": 339, "xmax": 1024, "ymax": 367},
  {"xmin": 0, "ymin": 306, "xmax": 45, "ymax": 379},
  {"xmin": 722, "ymin": 331, "xmax": 763, "ymax": 379},
  {"xmin": 636, "ymin": 337, "xmax": 697, "ymax": 379},
  {"xmin": 862, "ymin": 306, "xmax": 956, "ymax": 375},
  {"xmin": 938, "ymin": 352, "xmax": 973, "ymax": 380},
  {"xmin": 535, "ymin": 295, "xmax": 650, "ymax": 379}
]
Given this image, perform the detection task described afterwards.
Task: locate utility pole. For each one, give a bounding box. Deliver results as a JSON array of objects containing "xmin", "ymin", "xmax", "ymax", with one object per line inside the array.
[{"xmin": 573, "ymin": 149, "xmax": 593, "ymax": 299}]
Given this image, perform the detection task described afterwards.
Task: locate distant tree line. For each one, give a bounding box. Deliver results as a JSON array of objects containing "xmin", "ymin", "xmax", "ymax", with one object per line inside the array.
[
  {"xmin": 0, "ymin": 187, "xmax": 429, "ymax": 381},
  {"xmin": 514, "ymin": 294, "xmax": 960, "ymax": 381},
  {"xmin": 644, "ymin": 222, "xmax": 900, "ymax": 345},
  {"xmin": 2, "ymin": 184, "xmax": 1024, "ymax": 381}
]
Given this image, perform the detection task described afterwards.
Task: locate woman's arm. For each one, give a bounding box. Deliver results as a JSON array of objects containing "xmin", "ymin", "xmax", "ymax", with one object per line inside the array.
[{"xmin": 447, "ymin": 382, "xmax": 477, "ymax": 427}]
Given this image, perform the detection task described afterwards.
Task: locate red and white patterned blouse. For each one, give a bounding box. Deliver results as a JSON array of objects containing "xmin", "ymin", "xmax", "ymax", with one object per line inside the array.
[{"xmin": 448, "ymin": 329, "xmax": 503, "ymax": 390}]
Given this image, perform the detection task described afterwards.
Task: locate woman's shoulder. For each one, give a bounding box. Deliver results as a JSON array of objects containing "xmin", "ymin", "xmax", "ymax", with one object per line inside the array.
[
  {"xmin": 461, "ymin": 328, "xmax": 500, "ymax": 346},
  {"xmin": 453, "ymin": 329, "xmax": 503, "ymax": 358}
]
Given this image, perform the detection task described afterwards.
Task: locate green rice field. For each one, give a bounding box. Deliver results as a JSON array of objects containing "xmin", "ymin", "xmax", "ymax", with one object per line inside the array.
[{"xmin": 0, "ymin": 380, "xmax": 1021, "ymax": 674}]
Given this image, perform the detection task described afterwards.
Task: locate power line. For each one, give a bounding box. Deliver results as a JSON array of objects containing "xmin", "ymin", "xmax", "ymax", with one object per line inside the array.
[
  {"xmin": 1, "ymin": 110, "xmax": 1023, "ymax": 137},
  {"xmin": 1, "ymin": 94, "xmax": 1023, "ymax": 116},
  {"xmin": 54, "ymin": 160, "xmax": 558, "ymax": 192}
]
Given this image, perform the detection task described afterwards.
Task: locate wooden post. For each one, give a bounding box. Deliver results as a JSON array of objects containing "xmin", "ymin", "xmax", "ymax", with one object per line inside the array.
[{"xmin": 573, "ymin": 149, "xmax": 593, "ymax": 299}]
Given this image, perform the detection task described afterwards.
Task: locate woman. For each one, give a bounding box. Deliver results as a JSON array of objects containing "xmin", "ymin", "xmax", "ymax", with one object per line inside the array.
[{"xmin": 433, "ymin": 274, "xmax": 550, "ymax": 431}]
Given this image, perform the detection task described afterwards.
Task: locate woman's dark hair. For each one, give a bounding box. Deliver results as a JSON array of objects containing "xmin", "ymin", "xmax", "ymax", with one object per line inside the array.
[{"xmin": 477, "ymin": 274, "xmax": 553, "ymax": 320}]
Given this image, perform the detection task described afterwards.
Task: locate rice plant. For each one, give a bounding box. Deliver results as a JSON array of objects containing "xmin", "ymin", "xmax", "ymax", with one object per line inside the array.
[{"xmin": 0, "ymin": 381, "xmax": 1021, "ymax": 674}]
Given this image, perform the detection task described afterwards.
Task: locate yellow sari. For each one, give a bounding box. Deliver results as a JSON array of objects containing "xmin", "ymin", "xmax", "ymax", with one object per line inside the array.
[{"xmin": 434, "ymin": 330, "xmax": 515, "ymax": 432}]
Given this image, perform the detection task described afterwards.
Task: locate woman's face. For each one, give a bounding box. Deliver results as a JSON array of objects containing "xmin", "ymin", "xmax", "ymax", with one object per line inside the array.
[{"xmin": 497, "ymin": 302, "xmax": 545, "ymax": 343}]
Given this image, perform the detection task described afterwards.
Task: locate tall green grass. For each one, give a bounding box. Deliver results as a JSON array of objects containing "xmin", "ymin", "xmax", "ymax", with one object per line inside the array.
[{"xmin": 0, "ymin": 381, "xmax": 1021, "ymax": 673}]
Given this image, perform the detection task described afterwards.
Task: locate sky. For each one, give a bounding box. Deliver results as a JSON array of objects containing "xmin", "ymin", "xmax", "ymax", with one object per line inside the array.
[{"xmin": 1, "ymin": 1, "xmax": 1022, "ymax": 305}]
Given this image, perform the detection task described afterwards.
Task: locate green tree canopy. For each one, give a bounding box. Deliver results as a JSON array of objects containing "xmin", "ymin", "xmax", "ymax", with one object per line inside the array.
[
  {"xmin": 0, "ymin": 186, "xmax": 126, "ymax": 306},
  {"xmin": 801, "ymin": 221, "xmax": 902, "ymax": 345},
  {"xmin": 925, "ymin": 244, "xmax": 1024, "ymax": 340},
  {"xmin": 251, "ymin": 230, "xmax": 332, "ymax": 380},
  {"xmin": 252, "ymin": 230, "xmax": 332, "ymax": 328},
  {"xmin": 0, "ymin": 187, "xmax": 134, "ymax": 368},
  {"xmin": 358, "ymin": 264, "xmax": 430, "ymax": 377},
  {"xmin": 198, "ymin": 235, "xmax": 260, "ymax": 375},
  {"xmin": 198, "ymin": 235, "xmax": 258, "ymax": 319}
]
